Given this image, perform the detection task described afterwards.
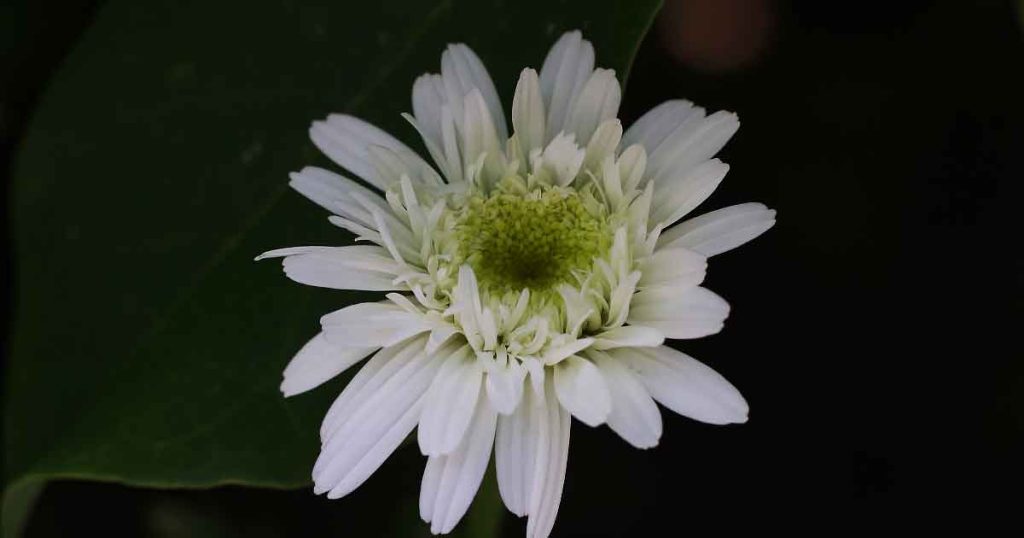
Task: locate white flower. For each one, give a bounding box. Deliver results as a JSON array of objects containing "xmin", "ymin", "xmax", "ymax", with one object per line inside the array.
[{"xmin": 258, "ymin": 30, "xmax": 775, "ymax": 537}]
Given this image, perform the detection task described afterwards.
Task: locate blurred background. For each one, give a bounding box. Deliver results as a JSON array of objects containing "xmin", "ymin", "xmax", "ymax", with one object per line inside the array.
[{"xmin": 4, "ymin": 0, "xmax": 1023, "ymax": 535}]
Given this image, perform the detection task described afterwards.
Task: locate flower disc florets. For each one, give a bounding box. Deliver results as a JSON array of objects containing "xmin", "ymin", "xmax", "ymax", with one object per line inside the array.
[{"xmin": 455, "ymin": 182, "xmax": 610, "ymax": 299}]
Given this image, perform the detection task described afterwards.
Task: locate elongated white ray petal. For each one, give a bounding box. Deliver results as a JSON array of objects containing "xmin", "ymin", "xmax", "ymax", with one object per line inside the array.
[
  {"xmin": 525, "ymin": 376, "xmax": 571, "ymax": 538},
  {"xmin": 614, "ymin": 346, "xmax": 748, "ymax": 425},
  {"xmin": 648, "ymin": 110, "xmax": 739, "ymax": 184},
  {"xmin": 461, "ymin": 89, "xmax": 504, "ymax": 182},
  {"xmin": 512, "ymin": 68, "xmax": 546, "ymax": 159},
  {"xmin": 442, "ymin": 43, "xmax": 508, "ymax": 140},
  {"xmin": 309, "ymin": 114, "xmax": 430, "ymax": 190},
  {"xmin": 540, "ymin": 30, "xmax": 595, "ymax": 142},
  {"xmin": 320, "ymin": 302, "xmax": 432, "ymax": 348},
  {"xmin": 541, "ymin": 337, "xmax": 594, "ymax": 365},
  {"xmin": 588, "ymin": 350, "xmax": 662, "ymax": 449},
  {"xmin": 621, "ymin": 99, "xmax": 699, "ymax": 155},
  {"xmin": 495, "ymin": 383, "xmax": 535, "ymax": 517},
  {"xmin": 637, "ymin": 247, "xmax": 707, "ymax": 290},
  {"xmin": 288, "ymin": 166, "xmax": 389, "ymax": 224},
  {"xmin": 650, "ymin": 158, "xmax": 730, "ymax": 227},
  {"xmin": 658, "ymin": 202, "xmax": 777, "ymax": 256},
  {"xmin": 418, "ymin": 347, "xmax": 485, "ymax": 456},
  {"xmin": 553, "ymin": 355, "xmax": 611, "ymax": 427},
  {"xmin": 583, "ymin": 119, "xmax": 623, "ymax": 172},
  {"xmin": 256, "ymin": 245, "xmax": 406, "ymax": 291},
  {"xmin": 279, "ymin": 332, "xmax": 377, "ymax": 397},
  {"xmin": 320, "ymin": 336, "xmax": 427, "ymax": 441},
  {"xmin": 313, "ymin": 336, "xmax": 442, "ymax": 499},
  {"xmin": 628, "ymin": 286, "xmax": 730, "ymax": 339},
  {"xmin": 419, "ymin": 395, "xmax": 498, "ymax": 534},
  {"xmin": 564, "ymin": 68, "xmax": 621, "ymax": 144},
  {"xmin": 591, "ymin": 325, "xmax": 665, "ymax": 350}
]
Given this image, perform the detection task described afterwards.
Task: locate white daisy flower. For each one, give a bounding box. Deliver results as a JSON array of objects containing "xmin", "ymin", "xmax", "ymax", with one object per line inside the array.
[{"xmin": 258, "ymin": 30, "xmax": 775, "ymax": 537}]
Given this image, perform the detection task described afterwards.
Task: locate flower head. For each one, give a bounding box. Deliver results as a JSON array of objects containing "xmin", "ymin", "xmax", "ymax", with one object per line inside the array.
[{"xmin": 258, "ymin": 30, "xmax": 775, "ymax": 537}]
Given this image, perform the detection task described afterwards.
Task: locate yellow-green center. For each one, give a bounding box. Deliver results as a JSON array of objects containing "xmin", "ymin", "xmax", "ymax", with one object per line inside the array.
[{"xmin": 456, "ymin": 188, "xmax": 611, "ymax": 296}]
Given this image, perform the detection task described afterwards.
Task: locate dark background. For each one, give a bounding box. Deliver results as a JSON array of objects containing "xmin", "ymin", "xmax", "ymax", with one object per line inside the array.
[{"xmin": 5, "ymin": 0, "xmax": 1023, "ymax": 535}]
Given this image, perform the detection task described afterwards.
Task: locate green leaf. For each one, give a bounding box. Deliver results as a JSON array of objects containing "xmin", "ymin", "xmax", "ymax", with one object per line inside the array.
[{"xmin": 4, "ymin": 0, "xmax": 660, "ymax": 532}]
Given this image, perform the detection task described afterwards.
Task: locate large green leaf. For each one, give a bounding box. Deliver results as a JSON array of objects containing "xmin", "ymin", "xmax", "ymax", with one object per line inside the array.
[{"xmin": 3, "ymin": 0, "xmax": 660, "ymax": 532}]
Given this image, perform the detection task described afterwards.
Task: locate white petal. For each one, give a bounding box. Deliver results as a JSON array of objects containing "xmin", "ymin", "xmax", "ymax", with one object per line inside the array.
[
  {"xmin": 486, "ymin": 363, "xmax": 525, "ymax": 415},
  {"xmin": 658, "ymin": 202, "xmax": 777, "ymax": 257},
  {"xmin": 614, "ymin": 346, "xmax": 748, "ymax": 425},
  {"xmin": 419, "ymin": 395, "xmax": 498, "ymax": 534},
  {"xmin": 279, "ymin": 333, "xmax": 376, "ymax": 397},
  {"xmin": 637, "ymin": 247, "xmax": 707, "ymax": 290},
  {"xmin": 553, "ymin": 355, "xmax": 611, "ymax": 427},
  {"xmin": 588, "ymin": 350, "xmax": 662, "ymax": 448},
  {"xmin": 412, "ymin": 73, "xmax": 446, "ymax": 149},
  {"xmin": 512, "ymin": 68, "xmax": 546, "ymax": 158},
  {"xmin": 583, "ymin": 119, "xmax": 623, "ymax": 172},
  {"xmin": 256, "ymin": 245, "xmax": 405, "ymax": 291},
  {"xmin": 540, "ymin": 30, "xmax": 595, "ymax": 142},
  {"xmin": 418, "ymin": 347, "xmax": 484, "ymax": 456},
  {"xmin": 621, "ymin": 99, "xmax": 699, "ymax": 155},
  {"xmin": 628, "ymin": 286, "xmax": 730, "ymax": 339},
  {"xmin": 319, "ymin": 336, "xmax": 426, "ymax": 441},
  {"xmin": 541, "ymin": 337, "xmax": 594, "ymax": 365},
  {"xmin": 525, "ymin": 376, "xmax": 571, "ymax": 538},
  {"xmin": 320, "ymin": 302, "xmax": 432, "ymax": 348},
  {"xmin": 312, "ymin": 337, "xmax": 441, "ymax": 499},
  {"xmin": 287, "ymin": 166, "xmax": 386, "ymax": 223},
  {"xmin": 591, "ymin": 326, "xmax": 665, "ymax": 350},
  {"xmin": 564, "ymin": 68, "xmax": 621, "ymax": 145},
  {"xmin": 309, "ymin": 114, "xmax": 430, "ymax": 190},
  {"xmin": 461, "ymin": 89, "xmax": 503, "ymax": 181},
  {"xmin": 441, "ymin": 43, "xmax": 508, "ymax": 140},
  {"xmin": 537, "ymin": 132, "xmax": 585, "ymax": 187},
  {"xmin": 648, "ymin": 110, "xmax": 739, "ymax": 184},
  {"xmin": 650, "ymin": 159, "xmax": 730, "ymax": 227},
  {"xmin": 495, "ymin": 384, "xmax": 535, "ymax": 517}
]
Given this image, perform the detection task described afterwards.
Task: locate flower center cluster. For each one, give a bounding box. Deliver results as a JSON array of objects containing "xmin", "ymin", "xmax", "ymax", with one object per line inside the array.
[{"xmin": 455, "ymin": 187, "xmax": 611, "ymax": 297}]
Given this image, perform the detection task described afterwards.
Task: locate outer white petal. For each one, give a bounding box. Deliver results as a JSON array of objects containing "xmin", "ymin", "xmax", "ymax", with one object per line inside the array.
[
  {"xmin": 495, "ymin": 383, "xmax": 535, "ymax": 517},
  {"xmin": 279, "ymin": 332, "xmax": 377, "ymax": 397},
  {"xmin": 637, "ymin": 247, "xmax": 707, "ymax": 290},
  {"xmin": 320, "ymin": 302, "xmax": 432, "ymax": 348},
  {"xmin": 441, "ymin": 43, "xmax": 508, "ymax": 140},
  {"xmin": 621, "ymin": 100, "xmax": 699, "ymax": 153},
  {"xmin": 540, "ymin": 30, "xmax": 595, "ymax": 142},
  {"xmin": 564, "ymin": 68, "xmax": 621, "ymax": 144},
  {"xmin": 461, "ymin": 89, "xmax": 504, "ymax": 181},
  {"xmin": 583, "ymin": 119, "xmax": 623, "ymax": 172},
  {"xmin": 512, "ymin": 68, "xmax": 546, "ymax": 158},
  {"xmin": 525, "ymin": 376, "xmax": 571, "ymax": 538},
  {"xmin": 591, "ymin": 326, "xmax": 665, "ymax": 350},
  {"xmin": 553, "ymin": 355, "xmax": 611, "ymax": 427},
  {"xmin": 312, "ymin": 336, "xmax": 441, "ymax": 499},
  {"xmin": 418, "ymin": 347, "xmax": 484, "ymax": 456},
  {"xmin": 419, "ymin": 395, "xmax": 498, "ymax": 534},
  {"xmin": 309, "ymin": 114, "xmax": 430, "ymax": 190},
  {"xmin": 614, "ymin": 346, "xmax": 748, "ymax": 425},
  {"xmin": 650, "ymin": 159, "xmax": 730, "ymax": 227},
  {"xmin": 588, "ymin": 350, "xmax": 662, "ymax": 449},
  {"xmin": 287, "ymin": 166, "xmax": 389, "ymax": 224},
  {"xmin": 627, "ymin": 286, "xmax": 730, "ymax": 339},
  {"xmin": 256, "ymin": 245, "xmax": 405, "ymax": 291},
  {"xmin": 320, "ymin": 336, "xmax": 426, "ymax": 441},
  {"xmin": 648, "ymin": 110, "xmax": 740, "ymax": 184},
  {"xmin": 658, "ymin": 202, "xmax": 777, "ymax": 257}
]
